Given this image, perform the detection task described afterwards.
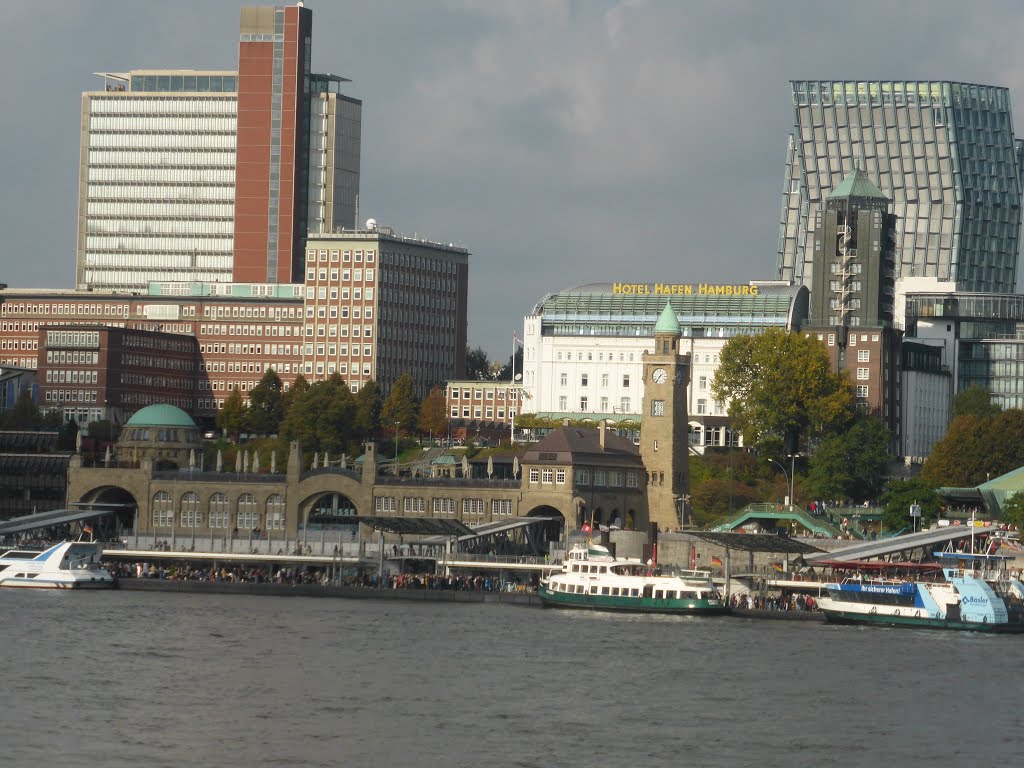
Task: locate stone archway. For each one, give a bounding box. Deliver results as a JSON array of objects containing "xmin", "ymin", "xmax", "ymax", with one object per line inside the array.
[
  {"xmin": 523, "ymin": 505, "xmax": 566, "ymax": 553},
  {"xmin": 302, "ymin": 491, "xmax": 360, "ymax": 532},
  {"xmin": 77, "ymin": 485, "xmax": 139, "ymax": 538}
]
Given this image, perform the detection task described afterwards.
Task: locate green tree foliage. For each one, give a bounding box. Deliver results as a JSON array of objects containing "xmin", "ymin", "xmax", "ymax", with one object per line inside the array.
[
  {"xmin": 998, "ymin": 492, "xmax": 1024, "ymax": 528},
  {"xmin": 498, "ymin": 344, "xmax": 524, "ymax": 381},
  {"xmin": 280, "ymin": 374, "xmax": 357, "ymax": 455},
  {"xmin": 879, "ymin": 477, "xmax": 941, "ymax": 533},
  {"xmin": 353, "ymin": 380, "xmax": 382, "ymax": 443},
  {"xmin": 418, "ymin": 386, "xmax": 448, "ymax": 439},
  {"xmin": 465, "ymin": 346, "xmax": 492, "ymax": 380},
  {"xmin": 806, "ymin": 414, "xmax": 891, "ymax": 502},
  {"xmin": 921, "ymin": 409, "xmax": 1024, "ymax": 488},
  {"xmin": 216, "ymin": 388, "xmax": 247, "ymax": 441},
  {"xmin": 282, "ymin": 374, "xmax": 309, "ymax": 414},
  {"xmin": 246, "ymin": 368, "xmax": 284, "ymax": 436},
  {"xmin": 2, "ymin": 391, "xmax": 43, "ymax": 429},
  {"xmin": 381, "ymin": 373, "xmax": 419, "ymax": 436},
  {"xmin": 951, "ymin": 384, "xmax": 1001, "ymax": 420},
  {"xmin": 86, "ymin": 419, "xmax": 120, "ymax": 444},
  {"xmin": 710, "ymin": 328, "xmax": 854, "ymax": 458}
]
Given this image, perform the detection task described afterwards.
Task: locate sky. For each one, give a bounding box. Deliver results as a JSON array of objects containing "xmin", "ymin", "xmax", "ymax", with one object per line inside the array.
[{"xmin": 3, "ymin": 0, "xmax": 1024, "ymax": 361}]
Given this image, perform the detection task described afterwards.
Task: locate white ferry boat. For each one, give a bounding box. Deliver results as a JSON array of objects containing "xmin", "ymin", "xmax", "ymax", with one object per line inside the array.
[
  {"xmin": 817, "ymin": 554, "xmax": 1024, "ymax": 633},
  {"xmin": 539, "ymin": 543, "xmax": 729, "ymax": 615},
  {"xmin": 0, "ymin": 541, "xmax": 116, "ymax": 589}
]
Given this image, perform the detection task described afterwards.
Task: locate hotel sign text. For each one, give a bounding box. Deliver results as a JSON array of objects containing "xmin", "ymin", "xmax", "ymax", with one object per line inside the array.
[{"xmin": 612, "ymin": 283, "xmax": 759, "ymax": 296}]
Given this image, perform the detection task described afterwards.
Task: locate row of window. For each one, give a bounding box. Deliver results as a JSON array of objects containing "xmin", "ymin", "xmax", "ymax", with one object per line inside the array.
[
  {"xmin": 307, "ymin": 249, "xmax": 377, "ymax": 264},
  {"xmin": 450, "ymin": 406, "xmax": 516, "ymax": 420},
  {"xmin": 373, "ymin": 496, "xmax": 514, "ymax": 516},
  {"xmin": 559, "ymin": 372, "xmax": 631, "ymax": 388},
  {"xmin": 557, "ymin": 350, "xmax": 636, "ymax": 363},
  {"xmin": 557, "ymin": 395, "xmax": 632, "ymax": 414},
  {"xmin": 306, "ymin": 268, "xmax": 375, "ymax": 283},
  {"xmin": 151, "ymin": 492, "xmax": 286, "ymax": 530}
]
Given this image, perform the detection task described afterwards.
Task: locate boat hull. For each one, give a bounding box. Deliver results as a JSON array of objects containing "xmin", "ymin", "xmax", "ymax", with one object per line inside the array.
[
  {"xmin": 538, "ymin": 584, "xmax": 730, "ymax": 616},
  {"xmin": 821, "ymin": 609, "xmax": 1024, "ymax": 633},
  {"xmin": 0, "ymin": 577, "xmax": 115, "ymax": 589}
]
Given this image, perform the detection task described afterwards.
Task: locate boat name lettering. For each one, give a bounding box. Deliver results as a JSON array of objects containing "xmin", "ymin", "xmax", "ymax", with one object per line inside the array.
[
  {"xmin": 961, "ymin": 595, "xmax": 989, "ymax": 605},
  {"xmin": 857, "ymin": 585, "xmax": 908, "ymax": 594}
]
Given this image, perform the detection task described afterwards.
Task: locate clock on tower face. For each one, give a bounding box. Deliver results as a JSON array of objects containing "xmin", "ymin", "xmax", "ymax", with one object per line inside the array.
[{"xmin": 652, "ymin": 368, "xmax": 667, "ymax": 384}]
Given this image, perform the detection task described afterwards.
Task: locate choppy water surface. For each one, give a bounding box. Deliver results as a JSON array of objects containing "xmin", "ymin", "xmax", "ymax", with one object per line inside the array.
[{"xmin": 2, "ymin": 590, "xmax": 1021, "ymax": 768}]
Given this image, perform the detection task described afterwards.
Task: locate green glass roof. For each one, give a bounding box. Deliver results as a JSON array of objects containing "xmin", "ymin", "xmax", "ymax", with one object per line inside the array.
[
  {"xmin": 828, "ymin": 169, "xmax": 887, "ymax": 200},
  {"xmin": 126, "ymin": 404, "xmax": 197, "ymax": 428}
]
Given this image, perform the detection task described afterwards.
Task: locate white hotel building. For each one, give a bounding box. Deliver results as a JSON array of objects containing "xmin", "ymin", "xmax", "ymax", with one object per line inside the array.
[{"xmin": 520, "ymin": 282, "xmax": 808, "ymax": 449}]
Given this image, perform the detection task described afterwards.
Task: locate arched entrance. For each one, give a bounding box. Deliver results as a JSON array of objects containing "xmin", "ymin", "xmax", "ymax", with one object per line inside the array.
[
  {"xmin": 77, "ymin": 486, "xmax": 139, "ymax": 539},
  {"xmin": 305, "ymin": 492, "xmax": 359, "ymax": 533},
  {"xmin": 524, "ymin": 505, "xmax": 565, "ymax": 553}
]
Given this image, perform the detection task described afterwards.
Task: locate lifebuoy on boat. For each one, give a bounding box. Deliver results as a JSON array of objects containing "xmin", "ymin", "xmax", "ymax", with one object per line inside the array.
[
  {"xmin": 869, "ymin": 607, "xmax": 877, "ymax": 614},
  {"xmin": 915, "ymin": 610, "xmax": 921, "ymax": 618},
  {"xmin": 894, "ymin": 609, "xmax": 900, "ymax": 616}
]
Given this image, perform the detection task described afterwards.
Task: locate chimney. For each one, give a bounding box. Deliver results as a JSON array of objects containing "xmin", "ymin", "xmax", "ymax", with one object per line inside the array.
[{"xmin": 599, "ymin": 419, "xmax": 607, "ymax": 450}]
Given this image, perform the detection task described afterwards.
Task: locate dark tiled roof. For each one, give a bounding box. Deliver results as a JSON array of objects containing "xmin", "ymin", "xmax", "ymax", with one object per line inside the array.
[
  {"xmin": 523, "ymin": 426, "xmax": 642, "ymax": 467},
  {"xmin": 0, "ymin": 431, "xmax": 60, "ymax": 452}
]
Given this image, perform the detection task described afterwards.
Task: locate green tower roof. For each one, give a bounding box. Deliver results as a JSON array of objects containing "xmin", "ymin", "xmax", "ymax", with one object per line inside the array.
[
  {"xmin": 653, "ymin": 301, "xmax": 681, "ymax": 335},
  {"xmin": 125, "ymin": 404, "xmax": 197, "ymax": 428},
  {"xmin": 828, "ymin": 168, "xmax": 887, "ymax": 200}
]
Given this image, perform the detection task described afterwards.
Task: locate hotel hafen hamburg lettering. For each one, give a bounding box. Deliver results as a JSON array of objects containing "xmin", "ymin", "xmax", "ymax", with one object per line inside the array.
[{"xmin": 612, "ymin": 283, "xmax": 759, "ymax": 296}]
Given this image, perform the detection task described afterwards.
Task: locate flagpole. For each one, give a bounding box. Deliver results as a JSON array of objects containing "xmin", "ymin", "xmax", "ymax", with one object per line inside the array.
[{"xmin": 510, "ymin": 331, "xmax": 516, "ymax": 444}]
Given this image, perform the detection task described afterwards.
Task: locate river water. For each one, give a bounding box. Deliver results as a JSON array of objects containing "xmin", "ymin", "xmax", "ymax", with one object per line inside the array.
[{"xmin": 2, "ymin": 590, "xmax": 1020, "ymax": 768}]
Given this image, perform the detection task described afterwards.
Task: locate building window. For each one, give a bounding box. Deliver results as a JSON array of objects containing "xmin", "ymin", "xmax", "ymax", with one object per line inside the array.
[
  {"xmin": 623, "ymin": 374, "xmax": 630, "ymax": 387},
  {"xmin": 238, "ymin": 493, "xmax": 259, "ymax": 530},
  {"xmin": 542, "ymin": 468, "xmax": 554, "ymax": 483},
  {"xmin": 209, "ymin": 493, "xmax": 229, "ymax": 528},
  {"xmin": 556, "ymin": 469, "xmax": 566, "ymax": 484},
  {"xmin": 560, "ymin": 372, "xmax": 567, "ymax": 386},
  {"xmin": 857, "ymin": 367, "xmax": 869, "ymax": 380},
  {"xmin": 580, "ymin": 396, "xmax": 588, "ymax": 411},
  {"xmin": 858, "ymin": 349, "xmax": 870, "ymax": 362},
  {"xmin": 529, "ymin": 468, "xmax": 540, "ymax": 483},
  {"xmin": 651, "ymin": 400, "xmax": 665, "ymax": 416},
  {"xmin": 152, "ymin": 491, "xmax": 173, "ymax": 528},
  {"xmin": 581, "ymin": 373, "xmax": 588, "ymax": 387},
  {"xmin": 696, "ymin": 399, "xmax": 707, "ymax": 415},
  {"xmin": 180, "ymin": 492, "xmax": 201, "ymax": 528},
  {"xmin": 856, "ymin": 385, "xmax": 869, "ymax": 398},
  {"xmin": 576, "ymin": 468, "xmax": 590, "ymax": 485}
]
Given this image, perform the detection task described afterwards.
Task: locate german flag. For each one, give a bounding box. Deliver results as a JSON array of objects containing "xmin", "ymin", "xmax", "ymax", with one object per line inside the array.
[
  {"xmin": 710, "ymin": 556, "xmax": 723, "ymax": 566},
  {"xmin": 771, "ymin": 562, "xmax": 785, "ymax": 573}
]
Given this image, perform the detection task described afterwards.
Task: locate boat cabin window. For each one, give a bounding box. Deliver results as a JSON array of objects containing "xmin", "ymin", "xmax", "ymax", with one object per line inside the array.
[
  {"xmin": 611, "ymin": 588, "xmax": 619, "ymax": 596},
  {"xmin": 571, "ymin": 564, "xmax": 579, "ymax": 572},
  {"xmin": 601, "ymin": 587, "xmax": 610, "ymax": 595},
  {"xmin": 576, "ymin": 585, "xmax": 584, "ymax": 594},
  {"xmin": 590, "ymin": 586, "xmax": 599, "ymax": 594},
  {"xmin": 630, "ymin": 588, "xmax": 640, "ymax": 597},
  {"xmin": 599, "ymin": 566, "xmax": 607, "ymax": 574},
  {"xmin": 655, "ymin": 590, "xmax": 663, "ymax": 599}
]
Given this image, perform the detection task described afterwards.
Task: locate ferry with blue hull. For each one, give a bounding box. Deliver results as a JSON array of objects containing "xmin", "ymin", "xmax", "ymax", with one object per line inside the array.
[
  {"xmin": 539, "ymin": 543, "xmax": 729, "ymax": 616},
  {"xmin": 817, "ymin": 554, "xmax": 1024, "ymax": 633},
  {"xmin": 0, "ymin": 541, "xmax": 116, "ymax": 589}
]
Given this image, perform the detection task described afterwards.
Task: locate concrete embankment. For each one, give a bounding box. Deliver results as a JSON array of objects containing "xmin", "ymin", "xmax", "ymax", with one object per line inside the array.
[
  {"xmin": 117, "ymin": 578, "xmax": 542, "ymax": 606},
  {"xmin": 117, "ymin": 580, "xmax": 824, "ymax": 621}
]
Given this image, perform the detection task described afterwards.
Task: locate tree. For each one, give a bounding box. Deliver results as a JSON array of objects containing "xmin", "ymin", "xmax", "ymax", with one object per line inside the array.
[
  {"xmin": 999, "ymin": 492, "xmax": 1024, "ymax": 528},
  {"xmin": 313, "ymin": 374, "xmax": 357, "ymax": 455},
  {"xmin": 353, "ymin": 380, "xmax": 382, "ymax": 443},
  {"xmin": 246, "ymin": 368, "xmax": 284, "ymax": 436},
  {"xmin": 921, "ymin": 409, "xmax": 1024, "ymax": 488},
  {"xmin": 2, "ymin": 391, "xmax": 42, "ymax": 429},
  {"xmin": 951, "ymin": 384, "xmax": 1001, "ymax": 420},
  {"xmin": 418, "ymin": 386, "xmax": 449, "ymax": 439},
  {"xmin": 465, "ymin": 346, "xmax": 492, "ymax": 380},
  {"xmin": 710, "ymin": 328, "xmax": 854, "ymax": 457},
  {"xmin": 879, "ymin": 477, "xmax": 941, "ymax": 533},
  {"xmin": 806, "ymin": 414, "xmax": 891, "ymax": 502},
  {"xmin": 216, "ymin": 387, "xmax": 247, "ymax": 442},
  {"xmin": 381, "ymin": 373, "xmax": 419, "ymax": 437},
  {"xmin": 497, "ymin": 344, "xmax": 524, "ymax": 381},
  {"xmin": 282, "ymin": 373, "xmax": 309, "ymax": 414}
]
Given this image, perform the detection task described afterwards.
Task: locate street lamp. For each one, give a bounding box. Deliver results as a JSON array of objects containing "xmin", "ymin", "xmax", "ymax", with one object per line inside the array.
[
  {"xmin": 767, "ymin": 458, "xmax": 793, "ymax": 507},
  {"xmin": 394, "ymin": 421, "xmax": 401, "ymax": 474}
]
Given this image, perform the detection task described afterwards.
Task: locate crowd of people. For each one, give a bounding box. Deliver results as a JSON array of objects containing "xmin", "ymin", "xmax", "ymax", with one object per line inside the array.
[{"xmin": 731, "ymin": 592, "xmax": 818, "ymax": 612}]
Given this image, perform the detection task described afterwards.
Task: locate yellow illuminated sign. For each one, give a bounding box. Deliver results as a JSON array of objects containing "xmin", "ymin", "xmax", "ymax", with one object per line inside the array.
[{"xmin": 611, "ymin": 283, "xmax": 759, "ymax": 296}]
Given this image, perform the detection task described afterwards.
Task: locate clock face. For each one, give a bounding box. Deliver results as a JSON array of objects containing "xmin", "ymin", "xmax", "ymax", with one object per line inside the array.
[{"xmin": 652, "ymin": 368, "xmax": 667, "ymax": 384}]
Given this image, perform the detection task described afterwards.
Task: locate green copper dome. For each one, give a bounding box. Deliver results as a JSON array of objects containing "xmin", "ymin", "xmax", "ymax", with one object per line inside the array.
[
  {"xmin": 125, "ymin": 404, "xmax": 197, "ymax": 428},
  {"xmin": 653, "ymin": 301, "xmax": 681, "ymax": 335}
]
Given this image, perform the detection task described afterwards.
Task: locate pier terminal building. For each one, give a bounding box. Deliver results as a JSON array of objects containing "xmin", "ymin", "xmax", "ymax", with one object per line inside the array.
[{"xmin": 68, "ymin": 307, "xmax": 694, "ymax": 539}]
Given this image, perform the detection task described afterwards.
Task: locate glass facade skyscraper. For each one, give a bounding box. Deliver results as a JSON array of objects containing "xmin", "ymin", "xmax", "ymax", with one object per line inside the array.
[{"xmin": 779, "ymin": 81, "xmax": 1024, "ymax": 294}]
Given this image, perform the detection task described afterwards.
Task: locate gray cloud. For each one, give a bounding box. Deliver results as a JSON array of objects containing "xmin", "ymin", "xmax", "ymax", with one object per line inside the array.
[{"xmin": 2, "ymin": 0, "xmax": 1023, "ymax": 359}]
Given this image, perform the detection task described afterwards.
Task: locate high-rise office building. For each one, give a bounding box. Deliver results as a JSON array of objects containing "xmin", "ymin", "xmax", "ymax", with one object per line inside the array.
[
  {"xmin": 76, "ymin": 4, "xmax": 361, "ymax": 293},
  {"xmin": 779, "ymin": 80, "xmax": 1024, "ymax": 294}
]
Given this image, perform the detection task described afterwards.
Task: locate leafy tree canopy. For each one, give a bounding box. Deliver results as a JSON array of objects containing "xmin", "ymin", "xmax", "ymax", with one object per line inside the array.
[
  {"xmin": 806, "ymin": 414, "xmax": 891, "ymax": 503},
  {"xmin": 380, "ymin": 373, "xmax": 419, "ymax": 435},
  {"xmin": 418, "ymin": 386, "xmax": 449, "ymax": 438},
  {"xmin": 353, "ymin": 380, "xmax": 382, "ymax": 442},
  {"xmin": 710, "ymin": 328, "xmax": 854, "ymax": 458},
  {"xmin": 921, "ymin": 409, "xmax": 1024, "ymax": 488},
  {"xmin": 879, "ymin": 477, "xmax": 941, "ymax": 534},
  {"xmin": 246, "ymin": 368, "xmax": 284, "ymax": 436},
  {"xmin": 999, "ymin": 492, "xmax": 1024, "ymax": 529},
  {"xmin": 465, "ymin": 346, "xmax": 492, "ymax": 381},
  {"xmin": 215, "ymin": 388, "xmax": 247, "ymax": 442},
  {"xmin": 1, "ymin": 391, "xmax": 43, "ymax": 430},
  {"xmin": 951, "ymin": 384, "xmax": 1001, "ymax": 420}
]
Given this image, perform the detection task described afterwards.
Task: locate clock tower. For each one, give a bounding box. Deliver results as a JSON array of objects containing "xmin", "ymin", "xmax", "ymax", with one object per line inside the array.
[{"xmin": 640, "ymin": 301, "xmax": 690, "ymax": 530}]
